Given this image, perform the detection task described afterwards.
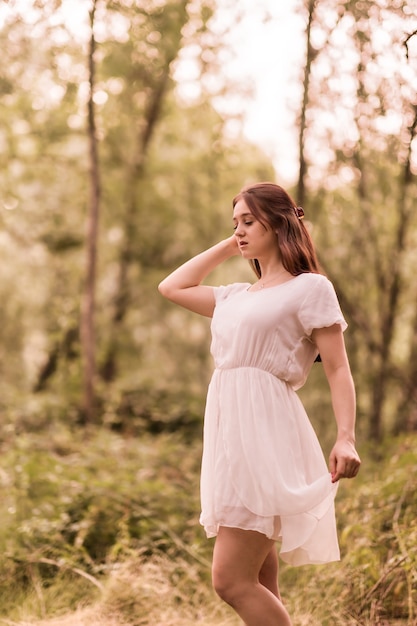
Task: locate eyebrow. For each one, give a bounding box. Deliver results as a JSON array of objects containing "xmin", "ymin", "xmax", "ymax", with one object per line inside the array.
[{"xmin": 232, "ymin": 212, "xmax": 253, "ymax": 222}]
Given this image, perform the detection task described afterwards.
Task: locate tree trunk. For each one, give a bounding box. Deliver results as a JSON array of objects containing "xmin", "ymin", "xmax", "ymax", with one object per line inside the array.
[
  {"xmin": 393, "ymin": 102, "xmax": 417, "ymax": 433},
  {"xmin": 297, "ymin": 0, "xmax": 317, "ymax": 207},
  {"xmin": 370, "ymin": 97, "xmax": 416, "ymax": 439},
  {"xmin": 80, "ymin": 0, "xmax": 101, "ymax": 422}
]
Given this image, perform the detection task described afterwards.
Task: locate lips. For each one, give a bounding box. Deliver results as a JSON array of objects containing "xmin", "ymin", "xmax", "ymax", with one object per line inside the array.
[{"xmin": 239, "ymin": 241, "xmax": 248, "ymax": 248}]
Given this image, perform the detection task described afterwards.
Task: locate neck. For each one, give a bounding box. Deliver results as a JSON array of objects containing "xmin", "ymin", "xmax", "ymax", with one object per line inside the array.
[
  {"xmin": 258, "ymin": 265, "xmax": 287, "ymax": 282},
  {"xmin": 256, "ymin": 266, "xmax": 289, "ymax": 289}
]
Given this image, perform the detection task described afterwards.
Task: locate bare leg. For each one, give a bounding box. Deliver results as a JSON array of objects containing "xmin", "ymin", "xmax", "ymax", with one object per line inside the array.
[
  {"xmin": 259, "ymin": 545, "xmax": 280, "ymax": 598},
  {"xmin": 212, "ymin": 527, "xmax": 292, "ymax": 626}
]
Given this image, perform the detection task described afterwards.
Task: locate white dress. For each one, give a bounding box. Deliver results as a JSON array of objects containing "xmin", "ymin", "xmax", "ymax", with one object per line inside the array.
[{"xmin": 199, "ymin": 273, "xmax": 347, "ymax": 566}]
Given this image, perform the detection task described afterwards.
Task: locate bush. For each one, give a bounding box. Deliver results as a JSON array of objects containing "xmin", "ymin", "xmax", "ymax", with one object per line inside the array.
[{"xmin": 1, "ymin": 423, "xmax": 416, "ymax": 625}]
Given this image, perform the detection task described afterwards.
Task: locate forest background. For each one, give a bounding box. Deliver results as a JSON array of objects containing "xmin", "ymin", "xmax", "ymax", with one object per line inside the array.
[{"xmin": 0, "ymin": 0, "xmax": 416, "ymax": 624}]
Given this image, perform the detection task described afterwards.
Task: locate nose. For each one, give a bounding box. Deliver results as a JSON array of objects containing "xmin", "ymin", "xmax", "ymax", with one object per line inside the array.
[{"xmin": 234, "ymin": 222, "xmax": 245, "ymax": 237}]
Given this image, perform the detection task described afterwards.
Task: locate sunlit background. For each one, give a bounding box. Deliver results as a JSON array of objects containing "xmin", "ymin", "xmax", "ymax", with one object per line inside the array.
[{"xmin": 0, "ymin": 1, "xmax": 417, "ymax": 624}]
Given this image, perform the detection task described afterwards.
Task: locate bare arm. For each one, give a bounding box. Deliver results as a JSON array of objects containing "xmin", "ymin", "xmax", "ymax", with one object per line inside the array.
[
  {"xmin": 312, "ymin": 324, "xmax": 361, "ymax": 483},
  {"xmin": 158, "ymin": 235, "xmax": 240, "ymax": 317}
]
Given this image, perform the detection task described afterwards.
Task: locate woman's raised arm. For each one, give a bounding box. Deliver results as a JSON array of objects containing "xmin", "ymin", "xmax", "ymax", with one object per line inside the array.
[{"xmin": 158, "ymin": 235, "xmax": 239, "ymax": 317}]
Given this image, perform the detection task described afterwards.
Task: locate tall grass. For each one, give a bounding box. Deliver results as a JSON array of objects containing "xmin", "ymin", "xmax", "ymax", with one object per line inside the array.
[{"xmin": 0, "ymin": 417, "xmax": 415, "ymax": 626}]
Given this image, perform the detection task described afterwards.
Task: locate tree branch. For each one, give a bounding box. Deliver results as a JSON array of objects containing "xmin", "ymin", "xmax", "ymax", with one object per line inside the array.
[{"xmin": 403, "ymin": 29, "xmax": 417, "ymax": 60}]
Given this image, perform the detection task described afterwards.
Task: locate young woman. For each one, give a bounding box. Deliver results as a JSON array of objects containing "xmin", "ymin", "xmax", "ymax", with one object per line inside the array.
[{"xmin": 158, "ymin": 182, "xmax": 361, "ymax": 626}]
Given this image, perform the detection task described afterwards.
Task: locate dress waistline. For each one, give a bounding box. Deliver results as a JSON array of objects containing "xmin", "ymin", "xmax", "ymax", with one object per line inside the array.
[{"xmin": 213, "ymin": 365, "xmax": 289, "ymax": 383}]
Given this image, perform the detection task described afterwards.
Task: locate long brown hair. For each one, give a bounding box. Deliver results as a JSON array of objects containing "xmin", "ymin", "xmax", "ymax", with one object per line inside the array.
[{"xmin": 232, "ymin": 182, "xmax": 321, "ymax": 278}]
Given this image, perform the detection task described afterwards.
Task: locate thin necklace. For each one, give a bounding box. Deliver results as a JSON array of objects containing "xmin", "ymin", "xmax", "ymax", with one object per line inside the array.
[{"xmin": 256, "ymin": 268, "xmax": 288, "ymax": 289}]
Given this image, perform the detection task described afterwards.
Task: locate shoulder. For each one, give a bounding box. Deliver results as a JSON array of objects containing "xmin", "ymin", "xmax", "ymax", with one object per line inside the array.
[
  {"xmin": 296, "ymin": 273, "xmax": 343, "ymax": 312},
  {"xmin": 297, "ymin": 273, "xmax": 337, "ymax": 296},
  {"xmin": 297, "ymin": 273, "xmax": 347, "ymax": 334},
  {"xmin": 297, "ymin": 272, "xmax": 329, "ymax": 286}
]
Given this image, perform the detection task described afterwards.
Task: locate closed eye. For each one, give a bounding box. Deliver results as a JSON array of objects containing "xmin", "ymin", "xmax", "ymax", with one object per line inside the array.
[{"xmin": 233, "ymin": 220, "xmax": 254, "ymax": 230}]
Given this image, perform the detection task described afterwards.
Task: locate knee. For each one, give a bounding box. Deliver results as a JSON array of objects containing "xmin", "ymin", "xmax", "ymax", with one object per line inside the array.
[{"xmin": 212, "ymin": 567, "xmax": 241, "ymax": 606}]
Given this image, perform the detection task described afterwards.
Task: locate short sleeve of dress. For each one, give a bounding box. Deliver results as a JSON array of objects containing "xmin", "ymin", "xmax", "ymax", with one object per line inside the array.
[
  {"xmin": 213, "ymin": 283, "xmax": 250, "ymax": 304},
  {"xmin": 298, "ymin": 275, "xmax": 347, "ymax": 336}
]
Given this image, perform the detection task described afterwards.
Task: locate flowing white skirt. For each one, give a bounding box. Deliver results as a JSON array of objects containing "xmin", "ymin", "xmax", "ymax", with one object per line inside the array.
[{"xmin": 199, "ymin": 367, "xmax": 340, "ymax": 566}]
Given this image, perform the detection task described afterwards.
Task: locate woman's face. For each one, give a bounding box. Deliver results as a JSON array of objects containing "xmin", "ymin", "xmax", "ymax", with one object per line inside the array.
[{"xmin": 232, "ymin": 199, "xmax": 278, "ymax": 261}]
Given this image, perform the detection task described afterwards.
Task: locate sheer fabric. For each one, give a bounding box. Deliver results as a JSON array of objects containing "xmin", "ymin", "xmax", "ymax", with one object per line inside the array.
[{"xmin": 199, "ymin": 274, "xmax": 346, "ymax": 566}]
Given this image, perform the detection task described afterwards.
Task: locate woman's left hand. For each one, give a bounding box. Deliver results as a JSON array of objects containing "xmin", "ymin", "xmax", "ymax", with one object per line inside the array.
[{"xmin": 329, "ymin": 439, "xmax": 361, "ymax": 483}]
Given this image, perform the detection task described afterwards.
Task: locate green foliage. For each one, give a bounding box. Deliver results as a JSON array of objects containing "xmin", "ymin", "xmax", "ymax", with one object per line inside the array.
[
  {"xmin": 0, "ymin": 0, "xmax": 275, "ymax": 424},
  {"xmin": 0, "ymin": 2, "xmax": 417, "ymax": 622},
  {"xmin": 307, "ymin": 161, "xmax": 417, "ymax": 441},
  {"xmin": 281, "ymin": 435, "xmax": 417, "ymax": 625},
  {"xmin": 0, "ymin": 425, "xmax": 207, "ymax": 619},
  {"xmin": 0, "ymin": 422, "xmax": 416, "ymax": 625}
]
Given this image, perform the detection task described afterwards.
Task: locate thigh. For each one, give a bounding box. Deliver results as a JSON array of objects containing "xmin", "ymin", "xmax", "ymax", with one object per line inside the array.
[
  {"xmin": 259, "ymin": 546, "xmax": 280, "ymax": 598},
  {"xmin": 212, "ymin": 526, "xmax": 275, "ymax": 584}
]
